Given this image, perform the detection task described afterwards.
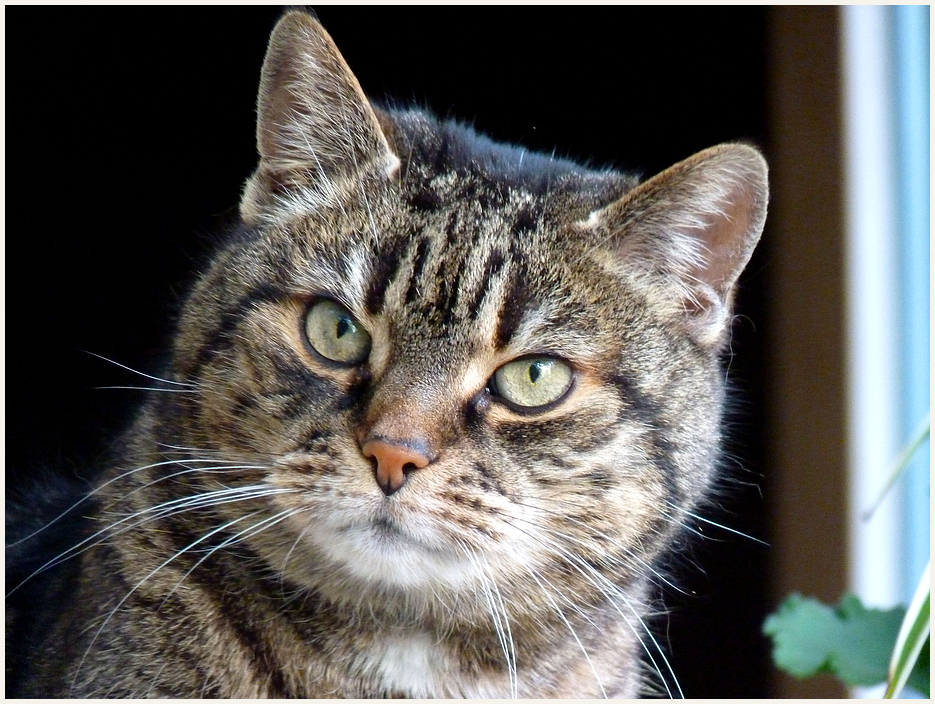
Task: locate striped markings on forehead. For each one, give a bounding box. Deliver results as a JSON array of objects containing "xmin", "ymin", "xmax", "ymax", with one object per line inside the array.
[
  {"xmin": 286, "ymin": 227, "xmax": 612, "ymax": 366},
  {"xmin": 357, "ymin": 231, "xmax": 537, "ymax": 352}
]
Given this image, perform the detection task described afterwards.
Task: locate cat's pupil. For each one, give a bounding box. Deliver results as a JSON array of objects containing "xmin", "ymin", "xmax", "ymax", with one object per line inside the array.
[
  {"xmin": 336, "ymin": 317, "xmax": 350, "ymax": 339},
  {"xmin": 529, "ymin": 361, "xmax": 543, "ymax": 384}
]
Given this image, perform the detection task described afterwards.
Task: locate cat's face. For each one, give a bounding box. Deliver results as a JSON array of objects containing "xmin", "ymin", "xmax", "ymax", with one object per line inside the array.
[{"xmin": 166, "ymin": 12, "xmax": 766, "ymax": 619}]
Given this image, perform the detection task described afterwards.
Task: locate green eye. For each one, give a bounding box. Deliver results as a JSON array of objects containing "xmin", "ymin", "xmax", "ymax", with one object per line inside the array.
[
  {"xmin": 304, "ymin": 299, "xmax": 371, "ymax": 365},
  {"xmin": 492, "ymin": 357, "xmax": 574, "ymax": 409}
]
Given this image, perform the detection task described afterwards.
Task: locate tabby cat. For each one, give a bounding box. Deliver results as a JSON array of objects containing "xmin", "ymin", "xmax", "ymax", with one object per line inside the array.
[{"xmin": 6, "ymin": 10, "xmax": 767, "ymax": 698}]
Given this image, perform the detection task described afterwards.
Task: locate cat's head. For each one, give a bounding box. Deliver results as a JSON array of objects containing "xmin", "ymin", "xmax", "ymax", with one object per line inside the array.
[{"xmin": 169, "ymin": 11, "xmax": 767, "ymax": 616}]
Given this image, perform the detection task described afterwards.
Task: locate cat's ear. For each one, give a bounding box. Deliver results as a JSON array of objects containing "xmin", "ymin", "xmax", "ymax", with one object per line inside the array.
[
  {"xmin": 241, "ymin": 11, "xmax": 399, "ymax": 224},
  {"xmin": 590, "ymin": 143, "xmax": 768, "ymax": 347}
]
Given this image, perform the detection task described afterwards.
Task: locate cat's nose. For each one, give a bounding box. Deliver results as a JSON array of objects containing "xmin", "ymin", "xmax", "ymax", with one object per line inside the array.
[{"xmin": 361, "ymin": 438, "xmax": 431, "ymax": 497}]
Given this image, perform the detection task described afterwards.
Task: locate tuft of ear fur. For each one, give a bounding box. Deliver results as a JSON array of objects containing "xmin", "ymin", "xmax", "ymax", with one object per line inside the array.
[
  {"xmin": 240, "ymin": 11, "xmax": 399, "ymax": 225},
  {"xmin": 589, "ymin": 143, "xmax": 768, "ymax": 347}
]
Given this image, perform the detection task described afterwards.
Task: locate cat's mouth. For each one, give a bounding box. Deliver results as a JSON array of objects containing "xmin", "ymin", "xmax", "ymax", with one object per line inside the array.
[
  {"xmin": 338, "ymin": 514, "xmax": 468, "ymax": 562},
  {"xmin": 350, "ymin": 514, "xmax": 446, "ymax": 555},
  {"xmin": 273, "ymin": 486, "xmax": 485, "ymax": 593},
  {"xmin": 364, "ymin": 515, "xmax": 407, "ymax": 542}
]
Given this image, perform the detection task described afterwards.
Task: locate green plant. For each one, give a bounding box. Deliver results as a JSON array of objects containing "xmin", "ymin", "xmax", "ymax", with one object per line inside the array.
[
  {"xmin": 885, "ymin": 561, "xmax": 930, "ymax": 698},
  {"xmin": 764, "ymin": 417, "xmax": 930, "ymax": 698}
]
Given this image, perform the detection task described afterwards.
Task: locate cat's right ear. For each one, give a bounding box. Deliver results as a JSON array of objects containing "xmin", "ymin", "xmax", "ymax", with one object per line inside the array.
[
  {"xmin": 240, "ymin": 11, "xmax": 399, "ymax": 225},
  {"xmin": 585, "ymin": 143, "xmax": 768, "ymax": 348}
]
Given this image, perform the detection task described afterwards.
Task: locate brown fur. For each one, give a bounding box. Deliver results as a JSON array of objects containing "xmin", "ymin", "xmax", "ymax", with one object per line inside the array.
[{"xmin": 10, "ymin": 11, "xmax": 767, "ymax": 698}]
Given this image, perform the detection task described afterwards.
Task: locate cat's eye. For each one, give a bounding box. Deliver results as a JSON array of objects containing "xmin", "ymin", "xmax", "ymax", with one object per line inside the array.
[
  {"xmin": 491, "ymin": 357, "xmax": 574, "ymax": 410},
  {"xmin": 304, "ymin": 299, "xmax": 371, "ymax": 365}
]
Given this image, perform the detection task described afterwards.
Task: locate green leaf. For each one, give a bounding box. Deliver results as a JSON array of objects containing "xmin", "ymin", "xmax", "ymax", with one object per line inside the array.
[
  {"xmin": 906, "ymin": 636, "xmax": 929, "ymax": 696},
  {"xmin": 886, "ymin": 565, "xmax": 930, "ymax": 698},
  {"xmin": 763, "ymin": 594, "xmax": 841, "ymax": 677},
  {"xmin": 764, "ymin": 593, "xmax": 907, "ymax": 687},
  {"xmin": 862, "ymin": 413, "xmax": 929, "ymax": 520}
]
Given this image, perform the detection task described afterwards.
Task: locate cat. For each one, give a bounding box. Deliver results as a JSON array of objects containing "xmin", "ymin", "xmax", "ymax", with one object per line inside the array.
[{"xmin": 6, "ymin": 10, "xmax": 768, "ymax": 698}]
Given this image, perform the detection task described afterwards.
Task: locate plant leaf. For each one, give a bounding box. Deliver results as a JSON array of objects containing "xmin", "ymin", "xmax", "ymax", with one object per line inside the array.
[
  {"xmin": 764, "ymin": 593, "xmax": 907, "ymax": 687},
  {"xmin": 862, "ymin": 413, "xmax": 930, "ymax": 520},
  {"xmin": 764, "ymin": 594, "xmax": 842, "ymax": 677},
  {"xmin": 906, "ymin": 636, "xmax": 929, "ymax": 696},
  {"xmin": 885, "ymin": 564, "xmax": 930, "ymax": 698}
]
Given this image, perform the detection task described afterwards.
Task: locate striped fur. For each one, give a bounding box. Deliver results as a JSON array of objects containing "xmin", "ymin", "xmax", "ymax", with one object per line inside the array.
[{"xmin": 10, "ymin": 11, "xmax": 767, "ymax": 698}]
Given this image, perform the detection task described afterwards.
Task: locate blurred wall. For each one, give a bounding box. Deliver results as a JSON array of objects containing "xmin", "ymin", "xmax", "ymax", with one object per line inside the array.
[{"xmin": 765, "ymin": 6, "xmax": 849, "ymax": 698}]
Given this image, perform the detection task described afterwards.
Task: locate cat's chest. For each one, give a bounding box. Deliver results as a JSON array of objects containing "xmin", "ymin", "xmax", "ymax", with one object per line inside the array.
[
  {"xmin": 351, "ymin": 631, "xmax": 506, "ymax": 698},
  {"xmin": 362, "ymin": 632, "xmax": 448, "ymax": 695}
]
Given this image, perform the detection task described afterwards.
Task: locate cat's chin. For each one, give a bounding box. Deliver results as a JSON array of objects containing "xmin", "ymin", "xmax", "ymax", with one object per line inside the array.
[
  {"xmin": 261, "ymin": 507, "xmax": 485, "ymax": 599},
  {"xmin": 313, "ymin": 518, "xmax": 479, "ymax": 593}
]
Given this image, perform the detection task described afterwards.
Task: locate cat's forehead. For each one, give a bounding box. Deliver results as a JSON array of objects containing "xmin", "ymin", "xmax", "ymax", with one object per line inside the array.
[
  {"xmin": 388, "ymin": 112, "xmax": 633, "ymax": 224},
  {"xmin": 257, "ymin": 182, "xmax": 610, "ymax": 371},
  {"xmin": 246, "ymin": 115, "xmax": 641, "ymax": 363},
  {"xmin": 326, "ymin": 189, "xmax": 572, "ymax": 353}
]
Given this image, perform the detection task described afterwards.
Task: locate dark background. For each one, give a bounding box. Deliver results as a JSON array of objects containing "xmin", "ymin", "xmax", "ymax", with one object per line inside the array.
[{"xmin": 6, "ymin": 8, "xmax": 771, "ymax": 697}]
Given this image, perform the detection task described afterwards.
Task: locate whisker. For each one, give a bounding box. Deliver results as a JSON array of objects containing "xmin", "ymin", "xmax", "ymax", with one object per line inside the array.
[
  {"xmin": 160, "ymin": 508, "xmax": 307, "ymax": 608},
  {"xmin": 145, "ymin": 661, "xmax": 169, "ymax": 697},
  {"xmin": 509, "ymin": 499, "xmax": 691, "ymax": 597},
  {"xmin": 277, "ymin": 515, "xmax": 318, "ymax": 601},
  {"xmin": 6, "ymin": 459, "xmax": 264, "ymax": 549},
  {"xmin": 118, "ymin": 462, "xmax": 268, "ymax": 503},
  {"xmin": 482, "ymin": 553, "xmax": 519, "ymax": 699},
  {"xmin": 505, "ymin": 514, "xmax": 682, "ymax": 698},
  {"xmin": 81, "ymin": 350, "xmax": 196, "ymax": 387},
  {"xmin": 562, "ymin": 548, "xmax": 681, "ymax": 698},
  {"xmin": 519, "ymin": 559, "xmax": 607, "ymax": 698},
  {"xmin": 92, "ymin": 386, "xmax": 198, "ymax": 394},
  {"xmin": 8, "ymin": 486, "xmax": 296, "ymax": 596},
  {"xmin": 94, "ymin": 486, "xmax": 295, "ymax": 550},
  {"xmin": 154, "ymin": 442, "xmax": 215, "ymax": 454},
  {"xmin": 460, "ymin": 543, "xmax": 518, "ymax": 698},
  {"xmin": 71, "ymin": 507, "xmax": 293, "ymax": 694},
  {"xmin": 667, "ymin": 504, "xmax": 769, "ymax": 546}
]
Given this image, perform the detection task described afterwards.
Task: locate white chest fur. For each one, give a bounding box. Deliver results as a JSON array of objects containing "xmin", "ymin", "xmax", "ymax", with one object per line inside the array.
[
  {"xmin": 363, "ymin": 633, "xmax": 447, "ymax": 696},
  {"xmin": 357, "ymin": 632, "xmax": 509, "ymax": 698}
]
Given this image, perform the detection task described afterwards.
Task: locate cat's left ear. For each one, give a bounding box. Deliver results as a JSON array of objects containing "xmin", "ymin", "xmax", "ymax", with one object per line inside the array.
[
  {"xmin": 241, "ymin": 11, "xmax": 399, "ymax": 224},
  {"xmin": 590, "ymin": 143, "xmax": 768, "ymax": 347}
]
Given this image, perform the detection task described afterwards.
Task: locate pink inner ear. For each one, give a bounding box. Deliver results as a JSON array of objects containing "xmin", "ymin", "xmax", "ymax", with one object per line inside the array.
[
  {"xmin": 596, "ymin": 143, "xmax": 767, "ymax": 339},
  {"xmin": 688, "ymin": 181, "xmax": 760, "ymax": 302}
]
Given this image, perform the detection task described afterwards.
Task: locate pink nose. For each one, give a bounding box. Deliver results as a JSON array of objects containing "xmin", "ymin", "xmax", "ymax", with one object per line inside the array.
[{"xmin": 361, "ymin": 439, "xmax": 431, "ymax": 496}]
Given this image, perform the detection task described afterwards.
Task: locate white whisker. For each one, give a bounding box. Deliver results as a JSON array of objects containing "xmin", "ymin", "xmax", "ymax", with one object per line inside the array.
[
  {"xmin": 144, "ymin": 661, "xmax": 169, "ymax": 697},
  {"xmin": 510, "ymin": 499, "xmax": 690, "ymax": 597},
  {"xmin": 82, "ymin": 350, "xmax": 196, "ymax": 387},
  {"xmin": 6, "ymin": 459, "xmax": 265, "ymax": 550},
  {"xmin": 668, "ymin": 503, "xmax": 769, "ymax": 546},
  {"xmin": 506, "ymin": 513, "xmax": 682, "ymax": 698},
  {"xmin": 483, "ymin": 554, "xmax": 519, "ymax": 698},
  {"xmin": 93, "ymin": 386, "xmax": 198, "ymax": 394},
  {"xmin": 520, "ymin": 559, "xmax": 607, "ymax": 698},
  {"xmin": 160, "ymin": 508, "xmax": 306, "ymax": 608},
  {"xmin": 71, "ymin": 506, "xmax": 292, "ymax": 694},
  {"xmin": 461, "ymin": 542, "xmax": 518, "ymax": 698},
  {"xmin": 8, "ymin": 485, "xmax": 295, "ymax": 597}
]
